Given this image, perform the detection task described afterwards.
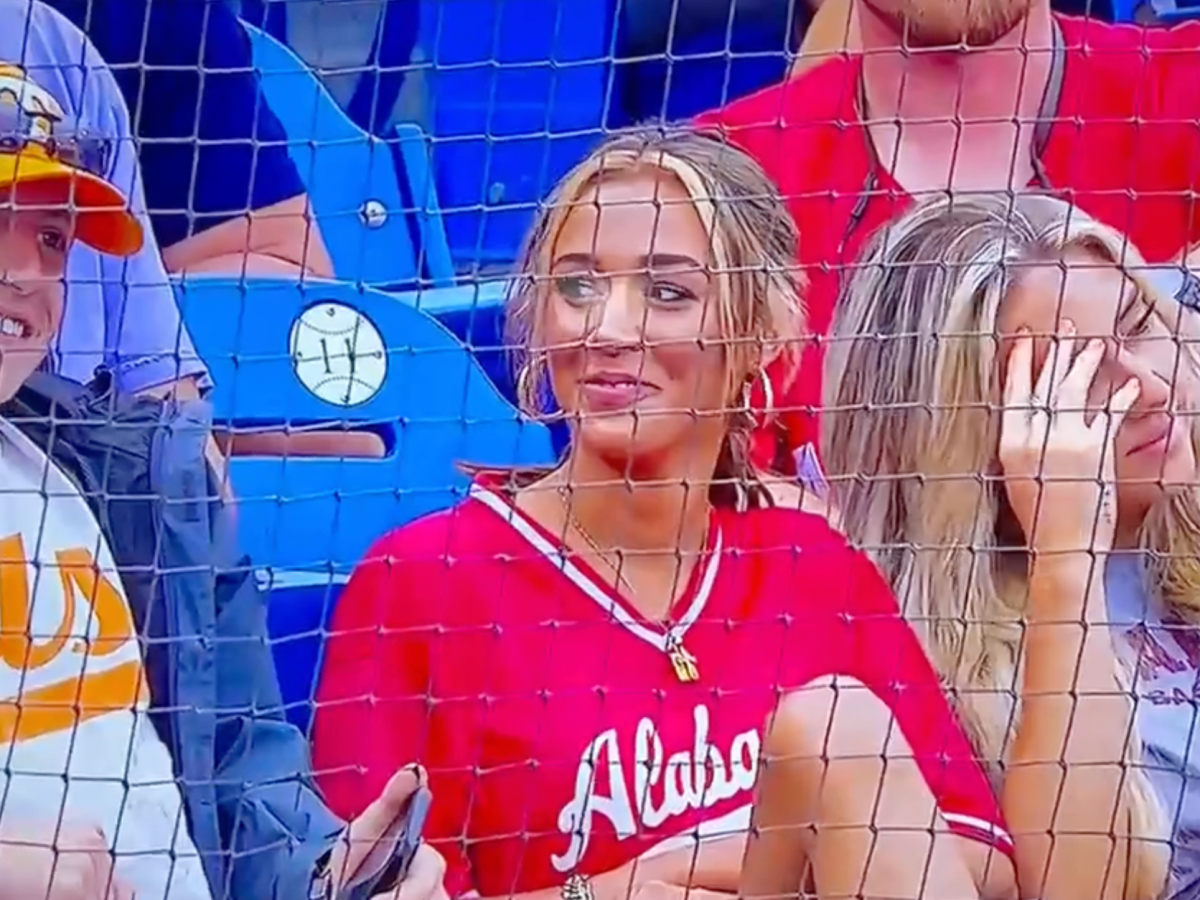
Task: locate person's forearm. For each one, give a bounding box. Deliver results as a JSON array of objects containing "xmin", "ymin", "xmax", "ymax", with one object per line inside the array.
[
  {"xmin": 1004, "ymin": 556, "xmax": 1135, "ymax": 900},
  {"xmin": 683, "ymin": 839, "xmax": 743, "ymax": 892},
  {"xmin": 169, "ymin": 250, "xmax": 331, "ymax": 278},
  {"xmin": 161, "ymin": 195, "xmax": 335, "ymax": 280},
  {"xmin": 477, "ymin": 861, "xmax": 645, "ymax": 900},
  {"xmin": 476, "ymin": 843, "xmax": 741, "ymax": 900},
  {"xmin": 650, "ymin": 836, "xmax": 745, "ymax": 892}
]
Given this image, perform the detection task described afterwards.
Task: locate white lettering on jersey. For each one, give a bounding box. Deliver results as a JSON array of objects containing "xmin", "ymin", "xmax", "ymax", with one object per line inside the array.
[{"xmin": 552, "ymin": 704, "xmax": 760, "ymax": 872}]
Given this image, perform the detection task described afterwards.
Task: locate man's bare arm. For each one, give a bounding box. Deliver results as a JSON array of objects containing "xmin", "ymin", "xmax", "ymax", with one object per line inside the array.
[{"xmin": 161, "ymin": 194, "xmax": 334, "ymax": 279}]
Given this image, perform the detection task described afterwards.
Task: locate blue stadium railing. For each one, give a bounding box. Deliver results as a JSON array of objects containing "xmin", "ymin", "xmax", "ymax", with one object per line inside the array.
[{"xmin": 177, "ymin": 276, "xmax": 556, "ymax": 730}]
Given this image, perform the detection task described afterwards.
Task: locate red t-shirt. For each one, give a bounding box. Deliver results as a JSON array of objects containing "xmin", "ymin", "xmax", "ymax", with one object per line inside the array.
[
  {"xmin": 698, "ymin": 15, "xmax": 1200, "ymax": 467},
  {"xmin": 313, "ymin": 484, "xmax": 1012, "ymax": 898}
]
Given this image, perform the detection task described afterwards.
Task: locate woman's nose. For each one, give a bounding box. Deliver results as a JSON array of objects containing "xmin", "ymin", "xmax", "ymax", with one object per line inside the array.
[{"xmin": 587, "ymin": 278, "xmax": 646, "ymax": 348}]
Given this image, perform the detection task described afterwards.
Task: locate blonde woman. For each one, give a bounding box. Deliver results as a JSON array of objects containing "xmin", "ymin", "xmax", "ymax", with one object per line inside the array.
[
  {"xmin": 820, "ymin": 192, "xmax": 1200, "ymax": 900},
  {"xmin": 313, "ymin": 130, "xmax": 1018, "ymax": 900}
]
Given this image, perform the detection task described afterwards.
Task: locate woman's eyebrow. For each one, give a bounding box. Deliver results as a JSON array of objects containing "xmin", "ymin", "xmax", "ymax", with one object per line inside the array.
[
  {"xmin": 641, "ymin": 252, "xmax": 706, "ymax": 271},
  {"xmin": 548, "ymin": 252, "xmax": 711, "ymax": 275},
  {"xmin": 549, "ymin": 252, "xmax": 596, "ymax": 270}
]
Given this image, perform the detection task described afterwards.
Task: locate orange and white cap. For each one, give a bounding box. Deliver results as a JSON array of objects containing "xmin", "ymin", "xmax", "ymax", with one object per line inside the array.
[{"xmin": 0, "ymin": 63, "xmax": 143, "ymax": 256}]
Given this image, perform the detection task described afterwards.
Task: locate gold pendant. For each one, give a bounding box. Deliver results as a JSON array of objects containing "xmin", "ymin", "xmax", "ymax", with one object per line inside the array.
[{"xmin": 666, "ymin": 632, "xmax": 699, "ymax": 683}]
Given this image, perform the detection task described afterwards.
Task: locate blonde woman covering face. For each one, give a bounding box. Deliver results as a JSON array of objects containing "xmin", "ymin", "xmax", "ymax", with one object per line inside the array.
[{"xmin": 819, "ymin": 192, "xmax": 1200, "ymax": 900}]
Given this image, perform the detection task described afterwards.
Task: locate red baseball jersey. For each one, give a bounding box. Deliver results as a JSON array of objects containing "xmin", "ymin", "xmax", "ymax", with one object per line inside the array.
[
  {"xmin": 313, "ymin": 483, "xmax": 1012, "ymax": 898},
  {"xmin": 699, "ymin": 15, "xmax": 1200, "ymax": 466}
]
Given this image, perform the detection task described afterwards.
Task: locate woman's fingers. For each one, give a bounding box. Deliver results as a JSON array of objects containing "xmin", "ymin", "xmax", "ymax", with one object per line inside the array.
[
  {"xmin": 1057, "ymin": 337, "xmax": 1107, "ymax": 411},
  {"xmin": 1002, "ymin": 331, "xmax": 1035, "ymax": 433},
  {"xmin": 1003, "ymin": 330, "xmax": 1033, "ymax": 408},
  {"xmin": 1035, "ymin": 322, "xmax": 1076, "ymax": 410},
  {"xmin": 1101, "ymin": 377, "xmax": 1143, "ymax": 446}
]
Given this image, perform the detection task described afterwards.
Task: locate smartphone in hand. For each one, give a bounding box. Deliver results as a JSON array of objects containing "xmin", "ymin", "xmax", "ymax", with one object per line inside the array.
[{"xmin": 337, "ymin": 786, "xmax": 433, "ymax": 900}]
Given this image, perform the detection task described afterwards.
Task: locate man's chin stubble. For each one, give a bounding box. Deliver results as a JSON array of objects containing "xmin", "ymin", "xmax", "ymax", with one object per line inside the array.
[{"xmin": 856, "ymin": 0, "xmax": 1031, "ymax": 51}]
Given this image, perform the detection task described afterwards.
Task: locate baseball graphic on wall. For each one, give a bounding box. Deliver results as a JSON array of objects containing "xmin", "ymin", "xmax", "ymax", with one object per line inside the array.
[{"xmin": 289, "ymin": 302, "xmax": 388, "ymax": 406}]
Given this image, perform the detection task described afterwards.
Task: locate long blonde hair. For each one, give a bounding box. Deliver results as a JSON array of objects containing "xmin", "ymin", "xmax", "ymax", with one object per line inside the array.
[
  {"xmin": 822, "ymin": 193, "xmax": 1196, "ymax": 898},
  {"xmin": 506, "ymin": 127, "xmax": 805, "ymax": 506}
]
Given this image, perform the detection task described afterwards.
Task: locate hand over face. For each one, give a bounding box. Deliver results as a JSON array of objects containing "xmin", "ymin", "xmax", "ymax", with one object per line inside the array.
[
  {"xmin": 633, "ymin": 881, "xmax": 733, "ymax": 900},
  {"xmin": 1000, "ymin": 323, "xmax": 1140, "ymax": 556}
]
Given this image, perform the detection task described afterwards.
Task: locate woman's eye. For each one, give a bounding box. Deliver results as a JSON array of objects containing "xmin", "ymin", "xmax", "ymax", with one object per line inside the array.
[
  {"xmin": 649, "ymin": 282, "xmax": 695, "ymax": 304},
  {"xmin": 1121, "ymin": 309, "xmax": 1155, "ymax": 341},
  {"xmin": 553, "ymin": 275, "xmax": 601, "ymax": 303},
  {"xmin": 39, "ymin": 228, "xmax": 67, "ymax": 253}
]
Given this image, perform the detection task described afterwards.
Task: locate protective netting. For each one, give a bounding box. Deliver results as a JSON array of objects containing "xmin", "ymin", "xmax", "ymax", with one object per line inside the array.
[{"xmin": 0, "ymin": 0, "xmax": 1199, "ymax": 899}]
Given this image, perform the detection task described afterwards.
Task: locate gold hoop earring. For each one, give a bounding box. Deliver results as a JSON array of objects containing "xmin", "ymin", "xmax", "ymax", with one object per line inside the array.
[
  {"xmin": 758, "ymin": 369, "xmax": 774, "ymax": 417},
  {"xmin": 516, "ymin": 363, "xmax": 542, "ymax": 416},
  {"xmin": 516, "ymin": 363, "xmax": 533, "ymax": 404},
  {"xmin": 516, "ymin": 361, "xmax": 564, "ymax": 421},
  {"xmin": 739, "ymin": 369, "xmax": 775, "ymax": 422}
]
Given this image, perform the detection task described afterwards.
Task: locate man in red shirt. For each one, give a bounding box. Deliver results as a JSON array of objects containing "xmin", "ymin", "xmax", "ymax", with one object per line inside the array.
[{"xmin": 699, "ymin": 1, "xmax": 1200, "ymax": 470}]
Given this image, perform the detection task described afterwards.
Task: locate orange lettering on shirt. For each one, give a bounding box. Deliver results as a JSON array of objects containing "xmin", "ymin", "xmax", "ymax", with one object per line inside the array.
[
  {"xmin": 0, "ymin": 533, "xmax": 145, "ymax": 743},
  {"xmin": 55, "ymin": 547, "xmax": 137, "ymax": 659},
  {"xmin": 0, "ymin": 659, "xmax": 145, "ymax": 743},
  {"xmin": 0, "ymin": 534, "xmax": 74, "ymax": 669}
]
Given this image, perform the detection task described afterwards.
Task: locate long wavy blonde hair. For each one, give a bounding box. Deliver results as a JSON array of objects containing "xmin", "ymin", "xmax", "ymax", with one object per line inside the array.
[
  {"xmin": 504, "ymin": 127, "xmax": 806, "ymax": 506},
  {"xmin": 822, "ymin": 193, "xmax": 1199, "ymax": 899}
]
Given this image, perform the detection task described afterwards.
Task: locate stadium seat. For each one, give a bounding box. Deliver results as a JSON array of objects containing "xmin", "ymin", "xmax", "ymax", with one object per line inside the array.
[
  {"xmin": 237, "ymin": 0, "xmax": 288, "ymax": 40},
  {"xmin": 611, "ymin": 1, "xmax": 797, "ymax": 127},
  {"xmin": 418, "ymin": 0, "xmax": 614, "ymax": 267},
  {"xmin": 176, "ymin": 276, "xmax": 556, "ymax": 730},
  {"xmin": 1158, "ymin": 0, "xmax": 1200, "ymax": 19},
  {"xmin": 1112, "ymin": 0, "xmax": 1200, "ymax": 20},
  {"xmin": 242, "ymin": 21, "xmax": 455, "ymax": 289},
  {"xmin": 346, "ymin": 0, "xmax": 421, "ymax": 135}
]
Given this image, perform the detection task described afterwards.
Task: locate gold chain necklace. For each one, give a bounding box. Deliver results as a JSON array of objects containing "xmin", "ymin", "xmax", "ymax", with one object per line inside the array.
[{"xmin": 556, "ymin": 486, "xmax": 701, "ymax": 683}]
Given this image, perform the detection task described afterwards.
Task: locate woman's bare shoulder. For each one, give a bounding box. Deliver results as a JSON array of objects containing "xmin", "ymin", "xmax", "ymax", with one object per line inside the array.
[{"xmin": 757, "ymin": 475, "xmax": 841, "ymax": 526}]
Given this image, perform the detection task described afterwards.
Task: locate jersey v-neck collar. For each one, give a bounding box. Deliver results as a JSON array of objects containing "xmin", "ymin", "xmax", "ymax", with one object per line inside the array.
[{"xmin": 469, "ymin": 483, "xmax": 723, "ymax": 654}]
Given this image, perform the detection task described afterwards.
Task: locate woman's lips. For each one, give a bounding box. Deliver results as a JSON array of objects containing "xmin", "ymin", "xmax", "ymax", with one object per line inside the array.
[
  {"xmin": 1126, "ymin": 420, "xmax": 1173, "ymax": 458},
  {"xmin": 578, "ymin": 377, "xmax": 658, "ymax": 411}
]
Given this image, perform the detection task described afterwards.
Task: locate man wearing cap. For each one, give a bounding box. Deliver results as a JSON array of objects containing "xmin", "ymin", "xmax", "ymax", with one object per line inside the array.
[
  {"xmin": 0, "ymin": 9, "xmax": 450, "ymax": 900},
  {"xmin": 2, "ymin": 0, "xmax": 206, "ymax": 399},
  {"xmin": 0, "ymin": 55, "xmax": 213, "ymax": 900}
]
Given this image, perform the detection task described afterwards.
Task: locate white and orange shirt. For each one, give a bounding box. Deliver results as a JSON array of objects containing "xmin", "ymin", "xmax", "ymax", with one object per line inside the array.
[{"xmin": 0, "ymin": 419, "xmax": 210, "ymax": 900}]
